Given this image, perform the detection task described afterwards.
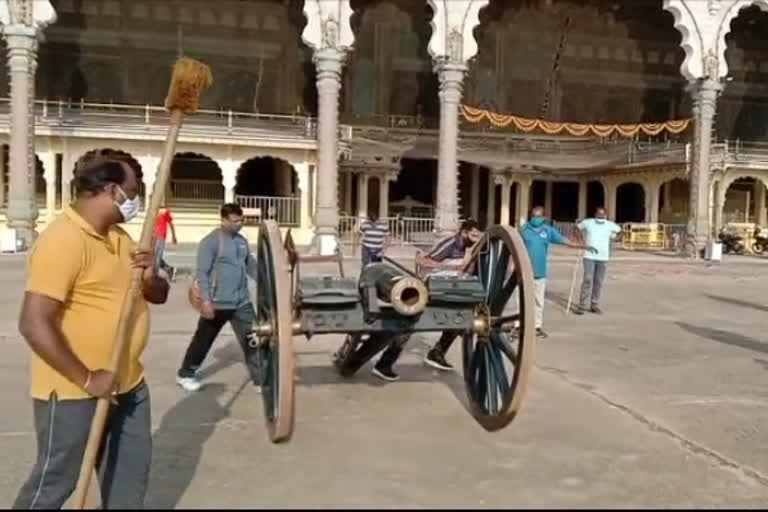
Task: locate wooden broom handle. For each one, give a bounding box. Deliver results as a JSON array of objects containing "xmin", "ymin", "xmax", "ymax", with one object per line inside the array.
[{"xmin": 71, "ymin": 109, "xmax": 184, "ymax": 509}]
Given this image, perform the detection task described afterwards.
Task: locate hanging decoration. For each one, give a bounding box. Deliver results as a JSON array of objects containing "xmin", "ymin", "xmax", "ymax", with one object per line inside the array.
[{"xmin": 461, "ymin": 104, "xmax": 692, "ymax": 138}]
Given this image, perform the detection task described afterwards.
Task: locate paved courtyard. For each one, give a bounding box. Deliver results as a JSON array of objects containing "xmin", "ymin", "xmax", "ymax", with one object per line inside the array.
[{"xmin": 1, "ymin": 247, "xmax": 768, "ymax": 508}]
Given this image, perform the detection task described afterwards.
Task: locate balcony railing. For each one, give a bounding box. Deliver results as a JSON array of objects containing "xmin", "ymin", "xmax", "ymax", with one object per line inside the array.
[{"xmin": 171, "ymin": 179, "xmax": 224, "ymax": 201}]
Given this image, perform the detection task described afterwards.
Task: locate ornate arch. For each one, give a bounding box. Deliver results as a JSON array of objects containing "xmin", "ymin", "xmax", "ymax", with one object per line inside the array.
[
  {"xmin": 302, "ymin": 0, "xmax": 355, "ymax": 51},
  {"xmin": 427, "ymin": 0, "xmax": 489, "ymax": 62},
  {"xmin": 719, "ymin": 169, "xmax": 768, "ymax": 193}
]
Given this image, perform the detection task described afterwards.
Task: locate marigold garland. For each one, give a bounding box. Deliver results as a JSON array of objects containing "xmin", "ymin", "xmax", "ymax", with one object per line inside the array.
[{"xmin": 461, "ymin": 105, "xmax": 691, "ymax": 137}]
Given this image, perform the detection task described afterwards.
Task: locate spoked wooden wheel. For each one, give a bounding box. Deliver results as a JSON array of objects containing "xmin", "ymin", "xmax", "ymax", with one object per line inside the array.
[
  {"xmin": 254, "ymin": 220, "xmax": 295, "ymax": 443},
  {"xmin": 462, "ymin": 225, "xmax": 536, "ymax": 431}
]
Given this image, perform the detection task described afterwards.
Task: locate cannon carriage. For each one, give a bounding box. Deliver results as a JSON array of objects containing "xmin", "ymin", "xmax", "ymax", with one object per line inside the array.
[{"xmin": 249, "ymin": 220, "xmax": 537, "ymax": 443}]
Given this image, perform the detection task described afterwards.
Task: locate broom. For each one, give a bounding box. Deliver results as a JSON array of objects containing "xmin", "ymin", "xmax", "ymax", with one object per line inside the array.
[{"xmin": 70, "ymin": 57, "xmax": 213, "ymax": 509}]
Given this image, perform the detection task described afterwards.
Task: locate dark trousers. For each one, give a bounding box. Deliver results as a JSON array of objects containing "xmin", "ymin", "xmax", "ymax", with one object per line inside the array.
[
  {"xmin": 361, "ymin": 246, "xmax": 382, "ymax": 267},
  {"xmin": 178, "ymin": 303, "xmax": 260, "ymax": 383},
  {"xmin": 377, "ymin": 331, "xmax": 459, "ymax": 369},
  {"xmin": 579, "ymin": 259, "xmax": 608, "ymax": 308},
  {"xmin": 13, "ymin": 381, "xmax": 152, "ymax": 510}
]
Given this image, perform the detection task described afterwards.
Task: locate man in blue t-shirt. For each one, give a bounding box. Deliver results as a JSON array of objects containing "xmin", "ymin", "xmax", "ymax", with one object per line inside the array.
[
  {"xmin": 574, "ymin": 207, "xmax": 622, "ymax": 315},
  {"xmin": 519, "ymin": 206, "xmax": 595, "ymax": 338}
]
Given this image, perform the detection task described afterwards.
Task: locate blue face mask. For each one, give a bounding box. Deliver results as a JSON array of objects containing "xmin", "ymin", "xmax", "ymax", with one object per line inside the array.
[{"xmin": 530, "ymin": 217, "xmax": 545, "ymax": 228}]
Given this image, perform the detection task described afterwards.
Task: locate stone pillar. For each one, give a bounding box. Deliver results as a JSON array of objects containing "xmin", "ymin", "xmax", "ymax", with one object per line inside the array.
[
  {"xmin": 688, "ymin": 78, "xmax": 721, "ymax": 248},
  {"xmin": 486, "ymin": 171, "xmax": 496, "ymax": 228},
  {"xmin": 662, "ymin": 180, "xmax": 672, "ymax": 213},
  {"xmin": 434, "ymin": 61, "xmax": 466, "ymax": 233},
  {"xmin": 379, "ymin": 173, "xmax": 391, "ymax": 219},
  {"xmin": 344, "ymin": 171, "xmax": 353, "ymax": 215},
  {"xmin": 713, "ymin": 181, "xmax": 725, "ymax": 232},
  {"xmin": 60, "ymin": 151, "xmax": 74, "ymax": 208},
  {"xmin": 755, "ymin": 181, "xmax": 767, "ymax": 226},
  {"xmin": 0, "ymin": 144, "xmax": 5, "ymax": 209},
  {"xmin": 577, "ymin": 178, "xmax": 588, "ymax": 220},
  {"xmin": 498, "ymin": 175, "xmax": 512, "ymax": 225},
  {"xmin": 220, "ymin": 159, "xmax": 238, "ymax": 204},
  {"xmin": 647, "ymin": 181, "xmax": 660, "ymax": 224},
  {"xmin": 470, "ymin": 164, "xmax": 480, "ymax": 220},
  {"xmin": 603, "ymin": 180, "xmax": 618, "ymax": 220},
  {"xmin": 516, "ymin": 177, "xmax": 532, "ymax": 227},
  {"xmin": 357, "ymin": 172, "xmax": 368, "ymax": 218},
  {"xmin": 544, "ymin": 180, "xmax": 553, "ymax": 218},
  {"xmin": 294, "ymin": 162, "xmax": 312, "ymax": 230},
  {"xmin": 313, "ymin": 48, "xmax": 346, "ymax": 253},
  {"xmin": 38, "ymin": 151, "xmax": 56, "ymax": 220},
  {"xmin": 4, "ymin": 24, "xmax": 42, "ymax": 246}
]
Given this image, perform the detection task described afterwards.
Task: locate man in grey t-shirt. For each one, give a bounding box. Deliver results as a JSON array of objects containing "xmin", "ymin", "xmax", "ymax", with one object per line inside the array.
[{"xmin": 177, "ymin": 203, "xmax": 259, "ymax": 391}]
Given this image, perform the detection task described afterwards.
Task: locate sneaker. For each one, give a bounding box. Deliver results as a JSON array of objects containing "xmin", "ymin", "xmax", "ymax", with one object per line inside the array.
[
  {"xmin": 572, "ymin": 306, "xmax": 585, "ymax": 315},
  {"xmin": 176, "ymin": 375, "xmax": 202, "ymax": 392},
  {"xmin": 372, "ymin": 364, "xmax": 400, "ymax": 382},
  {"xmin": 535, "ymin": 328, "xmax": 548, "ymax": 339},
  {"xmin": 424, "ymin": 349, "xmax": 454, "ymax": 371},
  {"xmin": 590, "ymin": 306, "xmax": 603, "ymax": 315}
]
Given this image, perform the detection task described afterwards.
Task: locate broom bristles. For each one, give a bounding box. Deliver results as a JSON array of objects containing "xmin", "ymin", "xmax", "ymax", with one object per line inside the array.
[{"xmin": 164, "ymin": 57, "xmax": 213, "ymax": 114}]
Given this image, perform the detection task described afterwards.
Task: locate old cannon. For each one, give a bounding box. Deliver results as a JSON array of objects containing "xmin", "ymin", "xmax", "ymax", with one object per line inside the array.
[{"xmin": 249, "ymin": 220, "xmax": 537, "ymax": 443}]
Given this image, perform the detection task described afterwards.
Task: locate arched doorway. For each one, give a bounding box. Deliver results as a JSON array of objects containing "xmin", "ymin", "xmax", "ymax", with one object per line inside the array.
[
  {"xmin": 169, "ymin": 152, "xmax": 222, "ymax": 211},
  {"xmin": 721, "ymin": 176, "xmax": 768, "ymax": 225},
  {"xmin": 390, "ymin": 158, "xmax": 436, "ymax": 218},
  {"xmin": 616, "ymin": 182, "xmax": 645, "ymax": 223},
  {"xmin": 586, "ymin": 180, "xmax": 605, "ymax": 217},
  {"xmin": 235, "ymin": 156, "xmax": 299, "ymax": 226}
]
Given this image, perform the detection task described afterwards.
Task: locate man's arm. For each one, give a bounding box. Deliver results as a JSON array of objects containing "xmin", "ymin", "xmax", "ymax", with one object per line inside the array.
[
  {"xmin": 196, "ymin": 234, "xmax": 218, "ymax": 302},
  {"xmin": 169, "ymin": 214, "xmax": 178, "ymax": 245},
  {"xmin": 551, "ymin": 228, "xmax": 596, "ymax": 253},
  {"xmin": 19, "ymin": 293, "xmax": 90, "ymax": 390}
]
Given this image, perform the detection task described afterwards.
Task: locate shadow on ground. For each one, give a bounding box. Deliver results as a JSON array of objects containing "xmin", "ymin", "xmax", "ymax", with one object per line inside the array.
[
  {"xmin": 146, "ymin": 380, "xmax": 249, "ymax": 509},
  {"xmin": 705, "ymin": 293, "xmax": 768, "ymax": 313},
  {"xmin": 676, "ymin": 321, "xmax": 768, "ymax": 356}
]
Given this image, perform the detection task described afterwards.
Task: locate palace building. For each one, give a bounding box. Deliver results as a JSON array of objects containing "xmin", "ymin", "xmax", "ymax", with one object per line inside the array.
[{"xmin": 1, "ymin": 0, "xmax": 768, "ymax": 252}]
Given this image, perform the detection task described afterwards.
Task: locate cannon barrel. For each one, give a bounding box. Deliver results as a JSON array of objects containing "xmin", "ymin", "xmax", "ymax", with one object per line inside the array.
[{"xmin": 360, "ymin": 263, "xmax": 428, "ymax": 316}]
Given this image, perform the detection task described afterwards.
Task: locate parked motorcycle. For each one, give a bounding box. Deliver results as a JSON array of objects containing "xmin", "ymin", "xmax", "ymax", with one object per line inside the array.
[
  {"xmin": 752, "ymin": 227, "xmax": 768, "ymax": 255},
  {"xmin": 718, "ymin": 227, "xmax": 745, "ymax": 255}
]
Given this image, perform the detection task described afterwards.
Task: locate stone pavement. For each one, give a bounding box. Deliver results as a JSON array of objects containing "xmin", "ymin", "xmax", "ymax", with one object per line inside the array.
[{"xmin": 1, "ymin": 251, "xmax": 768, "ymax": 508}]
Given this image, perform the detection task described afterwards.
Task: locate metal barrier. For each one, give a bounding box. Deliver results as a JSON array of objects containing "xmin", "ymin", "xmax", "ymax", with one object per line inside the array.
[
  {"xmin": 235, "ymin": 195, "xmax": 300, "ymax": 227},
  {"xmin": 338, "ymin": 215, "xmax": 437, "ymax": 253}
]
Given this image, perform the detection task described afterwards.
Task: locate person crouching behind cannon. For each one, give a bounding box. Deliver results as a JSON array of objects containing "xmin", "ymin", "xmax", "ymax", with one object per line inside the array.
[{"xmin": 371, "ymin": 219, "xmax": 482, "ymax": 382}]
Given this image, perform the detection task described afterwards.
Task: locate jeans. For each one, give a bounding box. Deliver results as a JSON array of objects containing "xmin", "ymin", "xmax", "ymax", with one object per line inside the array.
[
  {"xmin": 579, "ymin": 259, "xmax": 607, "ymax": 308},
  {"xmin": 178, "ymin": 303, "xmax": 260, "ymax": 383},
  {"xmin": 13, "ymin": 381, "xmax": 152, "ymax": 510},
  {"xmin": 361, "ymin": 246, "xmax": 382, "ymax": 267}
]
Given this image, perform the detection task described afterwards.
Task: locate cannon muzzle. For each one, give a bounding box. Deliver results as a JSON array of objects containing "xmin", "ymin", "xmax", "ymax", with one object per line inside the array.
[{"xmin": 360, "ymin": 263, "xmax": 428, "ymax": 316}]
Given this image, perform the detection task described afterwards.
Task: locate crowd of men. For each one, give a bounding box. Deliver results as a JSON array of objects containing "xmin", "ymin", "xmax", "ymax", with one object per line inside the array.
[{"xmin": 11, "ymin": 153, "xmax": 622, "ymax": 508}]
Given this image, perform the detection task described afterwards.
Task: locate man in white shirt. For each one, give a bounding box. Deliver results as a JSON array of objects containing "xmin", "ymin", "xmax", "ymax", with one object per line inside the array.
[{"xmin": 574, "ymin": 207, "xmax": 622, "ymax": 315}]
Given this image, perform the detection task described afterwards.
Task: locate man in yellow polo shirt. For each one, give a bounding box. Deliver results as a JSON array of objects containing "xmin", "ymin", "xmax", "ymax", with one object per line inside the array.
[{"xmin": 13, "ymin": 157, "xmax": 169, "ymax": 509}]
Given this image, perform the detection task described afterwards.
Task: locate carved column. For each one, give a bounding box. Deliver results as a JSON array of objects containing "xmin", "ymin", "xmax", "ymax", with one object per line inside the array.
[
  {"xmin": 4, "ymin": 24, "xmax": 41, "ymax": 246},
  {"xmin": 577, "ymin": 178, "xmax": 588, "ymax": 220},
  {"xmin": 378, "ymin": 172, "xmax": 390, "ymax": 219},
  {"xmin": 497, "ymin": 174, "xmax": 511, "ymax": 226},
  {"xmin": 356, "ymin": 172, "xmax": 368, "ymax": 218},
  {"xmin": 516, "ymin": 176, "xmax": 532, "ymax": 227},
  {"xmin": 603, "ymin": 180, "xmax": 618, "ymax": 220},
  {"xmin": 343, "ymin": 170, "xmax": 353, "ymax": 215},
  {"xmin": 136, "ymin": 155, "xmax": 159, "ymax": 207},
  {"xmin": 544, "ymin": 180, "xmax": 553, "ymax": 218},
  {"xmin": 434, "ymin": 61, "xmax": 466, "ymax": 233},
  {"xmin": 485, "ymin": 171, "xmax": 496, "ymax": 228},
  {"xmin": 313, "ymin": 47, "xmax": 346, "ymax": 251},
  {"xmin": 646, "ymin": 180, "xmax": 660, "ymax": 224},
  {"xmin": 688, "ymin": 78, "xmax": 720, "ymax": 248}
]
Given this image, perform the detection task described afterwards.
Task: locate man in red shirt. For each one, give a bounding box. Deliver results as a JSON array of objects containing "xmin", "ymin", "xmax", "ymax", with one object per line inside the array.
[{"xmin": 155, "ymin": 206, "xmax": 178, "ymax": 281}]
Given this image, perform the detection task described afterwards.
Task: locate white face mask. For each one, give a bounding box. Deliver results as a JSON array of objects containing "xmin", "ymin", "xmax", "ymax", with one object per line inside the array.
[{"xmin": 114, "ymin": 185, "xmax": 141, "ymax": 223}]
